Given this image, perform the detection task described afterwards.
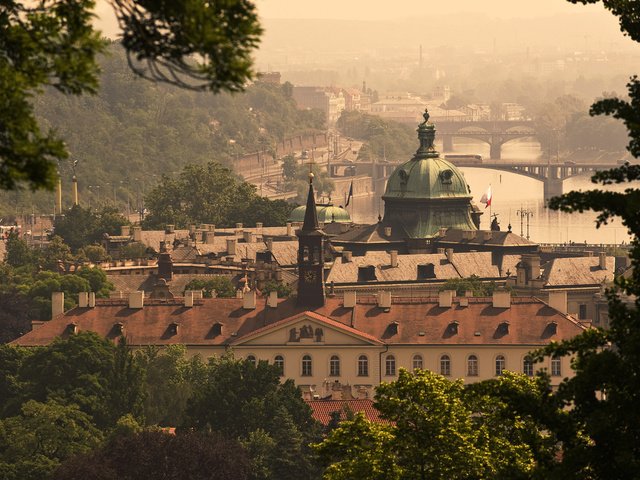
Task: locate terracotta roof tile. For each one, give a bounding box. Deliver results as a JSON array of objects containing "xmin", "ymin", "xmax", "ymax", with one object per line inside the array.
[
  {"xmin": 306, "ymin": 399, "xmax": 390, "ymax": 425},
  {"xmin": 13, "ymin": 296, "xmax": 585, "ymax": 348},
  {"xmin": 544, "ymin": 256, "xmax": 615, "ymax": 286}
]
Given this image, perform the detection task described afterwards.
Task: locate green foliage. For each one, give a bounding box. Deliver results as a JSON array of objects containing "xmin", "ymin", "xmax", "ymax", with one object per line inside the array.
[
  {"xmin": 0, "ymin": 400, "xmax": 102, "ymax": 480},
  {"xmin": 79, "ymin": 245, "xmax": 108, "ymax": 263},
  {"xmin": 0, "ymin": 0, "xmax": 105, "ymax": 190},
  {"xmin": 184, "ymin": 277, "xmax": 236, "ymax": 298},
  {"xmin": 16, "ymin": 333, "xmax": 144, "ymax": 430},
  {"xmin": 316, "ymin": 369, "xmax": 550, "ymax": 480},
  {"xmin": 185, "ymin": 353, "xmax": 321, "ymax": 479},
  {"xmin": 285, "ymin": 162, "xmax": 334, "ymax": 203},
  {"xmin": 314, "ymin": 413, "xmax": 402, "ymax": 480},
  {"xmin": 336, "ymin": 110, "xmax": 416, "ymax": 162},
  {"xmin": 143, "ymin": 161, "xmax": 295, "ymax": 229},
  {"xmin": 118, "ymin": 242, "xmax": 148, "ymax": 260},
  {"xmin": 137, "ymin": 345, "xmax": 206, "ymax": 426},
  {"xmin": 439, "ymin": 274, "xmax": 498, "ymax": 297},
  {"xmin": 262, "ymin": 280, "xmax": 293, "ymax": 298},
  {"xmin": 53, "ymin": 205, "xmax": 128, "ymax": 252},
  {"xmin": 535, "ymin": 3, "xmax": 640, "ymax": 478},
  {"xmin": 1, "ymin": 0, "xmax": 264, "ymax": 191},
  {"xmin": 54, "ymin": 430, "xmax": 250, "ymax": 480}
]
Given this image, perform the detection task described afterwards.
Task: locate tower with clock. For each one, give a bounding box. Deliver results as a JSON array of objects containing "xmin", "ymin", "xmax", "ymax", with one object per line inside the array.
[{"xmin": 296, "ymin": 173, "xmax": 325, "ymax": 307}]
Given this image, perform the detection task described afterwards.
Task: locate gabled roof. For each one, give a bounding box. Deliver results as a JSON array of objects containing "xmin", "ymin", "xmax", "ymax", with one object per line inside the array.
[
  {"xmin": 543, "ymin": 256, "xmax": 615, "ymax": 286},
  {"xmin": 230, "ymin": 310, "xmax": 384, "ymax": 346}
]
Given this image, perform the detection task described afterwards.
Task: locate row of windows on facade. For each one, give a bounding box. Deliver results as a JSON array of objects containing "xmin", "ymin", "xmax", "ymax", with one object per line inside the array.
[{"xmin": 245, "ymin": 354, "xmax": 563, "ymax": 378}]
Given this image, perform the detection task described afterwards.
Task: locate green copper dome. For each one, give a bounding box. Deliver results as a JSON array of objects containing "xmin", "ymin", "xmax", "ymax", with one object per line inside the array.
[
  {"xmin": 288, "ymin": 204, "xmax": 351, "ymax": 223},
  {"xmin": 383, "ymin": 109, "xmax": 471, "ymax": 200},
  {"xmin": 381, "ymin": 109, "xmax": 478, "ymax": 239}
]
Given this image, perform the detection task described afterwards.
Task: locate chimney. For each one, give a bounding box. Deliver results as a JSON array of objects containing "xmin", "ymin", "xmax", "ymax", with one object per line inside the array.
[
  {"xmin": 265, "ymin": 238, "xmax": 273, "ymax": 251},
  {"xmin": 185, "ymin": 289, "xmax": 204, "ymax": 300},
  {"xmin": 226, "ymin": 238, "xmax": 237, "ymax": 255},
  {"xmin": 438, "ymin": 227, "xmax": 448, "ymax": 237},
  {"xmin": 437, "ymin": 248, "xmax": 445, "ymax": 254},
  {"xmin": 189, "ymin": 224, "xmax": 196, "ymax": 234},
  {"xmin": 132, "ymin": 226, "xmax": 142, "ymax": 242},
  {"xmin": 52, "ymin": 291, "xmax": 64, "ymax": 318},
  {"xmin": 256, "ymin": 222, "xmax": 263, "ymax": 230},
  {"xmin": 390, "ymin": 250, "xmax": 398, "ymax": 268},
  {"xmin": 88, "ymin": 292, "xmax": 96, "ymax": 308},
  {"xmin": 445, "ymin": 248, "xmax": 454, "ymax": 263},
  {"xmin": 243, "ymin": 231, "xmax": 254, "ymax": 243},
  {"xmin": 547, "ymin": 290, "xmax": 567, "ymax": 314},
  {"xmin": 184, "ymin": 290, "xmax": 194, "ymax": 308},
  {"xmin": 344, "ymin": 291, "xmax": 356, "ymax": 308},
  {"xmin": 439, "ymin": 290, "xmax": 454, "ymax": 308},
  {"xmin": 286, "ymin": 222, "xmax": 293, "ymax": 237},
  {"xmin": 384, "ymin": 226, "xmax": 392, "ymax": 237},
  {"xmin": 462, "ymin": 230, "xmax": 475, "ymax": 240},
  {"xmin": 165, "ymin": 224, "xmax": 175, "ymax": 234},
  {"xmin": 377, "ymin": 291, "xmax": 392, "ymax": 310},
  {"xmin": 492, "ymin": 289, "xmax": 511, "ymax": 308},
  {"xmin": 129, "ymin": 291, "xmax": 144, "ymax": 309},
  {"xmin": 243, "ymin": 290, "xmax": 256, "ymax": 310},
  {"xmin": 120, "ymin": 225, "xmax": 131, "ymax": 237},
  {"xmin": 599, "ymin": 251, "xmax": 607, "ymax": 270},
  {"xmin": 78, "ymin": 292, "xmax": 89, "ymax": 308},
  {"xmin": 342, "ymin": 251, "xmax": 352, "ymax": 262},
  {"xmin": 267, "ymin": 290, "xmax": 278, "ymax": 308},
  {"xmin": 236, "ymin": 222, "xmax": 243, "ymax": 230},
  {"xmin": 203, "ymin": 230, "xmax": 215, "ymax": 244}
]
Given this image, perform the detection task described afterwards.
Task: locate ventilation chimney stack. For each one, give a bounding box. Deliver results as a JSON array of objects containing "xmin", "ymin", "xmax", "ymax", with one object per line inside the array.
[
  {"xmin": 243, "ymin": 290, "xmax": 256, "ymax": 310},
  {"xmin": 344, "ymin": 291, "xmax": 356, "ymax": 308},
  {"xmin": 390, "ymin": 250, "xmax": 398, "ymax": 268},
  {"xmin": 267, "ymin": 290, "xmax": 278, "ymax": 308},
  {"xmin": 129, "ymin": 291, "xmax": 144, "ymax": 309},
  {"xmin": 377, "ymin": 291, "xmax": 392, "ymax": 310},
  {"xmin": 226, "ymin": 238, "xmax": 237, "ymax": 255},
  {"xmin": 439, "ymin": 290, "xmax": 454, "ymax": 308},
  {"xmin": 599, "ymin": 251, "xmax": 607, "ymax": 270},
  {"xmin": 184, "ymin": 291, "xmax": 194, "ymax": 308},
  {"xmin": 78, "ymin": 292, "xmax": 89, "ymax": 308},
  {"xmin": 547, "ymin": 290, "xmax": 567, "ymax": 314},
  {"xmin": 492, "ymin": 289, "xmax": 511, "ymax": 308},
  {"xmin": 51, "ymin": 291, "xmax": 65, "ymax": 318}
]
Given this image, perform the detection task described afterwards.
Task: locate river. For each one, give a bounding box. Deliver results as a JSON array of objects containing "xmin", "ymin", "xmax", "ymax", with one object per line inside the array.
[{"xmin": 349, "ymin": 138, "xmax": 632, "ymax": 244}]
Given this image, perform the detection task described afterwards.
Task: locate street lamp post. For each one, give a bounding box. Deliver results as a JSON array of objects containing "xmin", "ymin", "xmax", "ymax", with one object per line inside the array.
[{"xmin": 517, "ymin": 208, "xmax": 534, "ymax": 240}]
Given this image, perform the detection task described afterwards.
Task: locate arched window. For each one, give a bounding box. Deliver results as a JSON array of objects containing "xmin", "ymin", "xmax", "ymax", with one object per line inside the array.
[
  {"xmin": 523, "ymin": 356, "xmax": 534, "ymax": 376},
  {"xmin": 495, "ymin": 355, "xmax": 506, "ymax": 376},
  {"xmin": 440, "ymin": 354, "xmax": 451, "ymax": 376},
  {"xmin": 467, "ymin": 355, "xmax": 479, "ymax": 376},
  {"xmin": 412, "ymin": 354, "xmax": 423, "ymax": 371},
  {"xmin": 274, "ymin": 355, "xmax": 284, "ymax": 376},
  {"xmin": 246, "ymin": 354, "xmax": 256, "ymax": 366},
  {"xmin": 330, "ymin": 355, "xmax": 340, "ymax": 376},
  {"xmin": 301, "ymin": 355, "xmax": 312, "ymax": 376},
  {"xmin": 385, "ymin": 355, "xmax": 396, "ymax": 376},
  {"xmin": 357, "ymin": 355, "xmax": 369, "ymax": 377},
  {"xmin": 551, "ymin": 357, "xmax": 562, "ymax": 377}
]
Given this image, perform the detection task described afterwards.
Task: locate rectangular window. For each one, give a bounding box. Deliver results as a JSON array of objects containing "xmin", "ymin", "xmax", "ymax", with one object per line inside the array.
[
  {"xmin": 551, "ymin": 358, "xmax": 562, "ymax": 377},
  {"xmin": 579, "ymin": 304, "xmax": 588, "ymax": 320}
]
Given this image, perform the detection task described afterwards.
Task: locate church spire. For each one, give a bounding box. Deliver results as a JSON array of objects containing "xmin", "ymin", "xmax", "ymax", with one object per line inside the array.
[{"xmin": 302, "ymin": 173, "xmax": 319, "ymax": 231}]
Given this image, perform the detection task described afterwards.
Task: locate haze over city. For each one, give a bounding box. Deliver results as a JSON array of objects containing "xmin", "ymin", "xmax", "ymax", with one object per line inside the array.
[{"xmin": 1, "ymin": 2, "xmax": 640, "ymax": 479}]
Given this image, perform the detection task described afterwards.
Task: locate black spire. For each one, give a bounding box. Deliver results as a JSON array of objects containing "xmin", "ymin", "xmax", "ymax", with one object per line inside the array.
[{"xmin": 302, "ymin": 173, "xmax": 319, "ymax": 231}]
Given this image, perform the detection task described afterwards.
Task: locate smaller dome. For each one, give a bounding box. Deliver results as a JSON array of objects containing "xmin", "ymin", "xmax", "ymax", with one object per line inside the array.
[{"xmin": 288, "ymin": 204, "xmax": 351, "ymax": 223}]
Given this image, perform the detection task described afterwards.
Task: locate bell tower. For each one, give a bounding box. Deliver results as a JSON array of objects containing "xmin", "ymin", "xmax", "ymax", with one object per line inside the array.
[{"xmin": 297, "ymin": 174, "xmax": 325, "ymax": 307}]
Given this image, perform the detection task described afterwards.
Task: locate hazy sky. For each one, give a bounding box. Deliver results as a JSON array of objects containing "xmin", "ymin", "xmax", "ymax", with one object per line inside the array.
[
  {"xmin": 253, "ymin": 0, "xmax": 608, "ymax": 20},
  {"xmin": 96, "ymin": 1, "xmax": 613, "ymax": 35}
]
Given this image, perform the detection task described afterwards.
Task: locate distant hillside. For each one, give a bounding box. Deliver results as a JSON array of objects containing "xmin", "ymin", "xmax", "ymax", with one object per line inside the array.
[{"xmin": 0, "ymin": 43, "xmax": 324, "ymax": 217}]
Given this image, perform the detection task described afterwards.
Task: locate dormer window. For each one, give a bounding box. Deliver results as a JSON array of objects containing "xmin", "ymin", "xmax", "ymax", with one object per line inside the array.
[
  {"xmin": 388, "ymin": 321, "xmax": 399, "ymax": 336},
  {"xmin": 358, "ymin": 265, "xmax": 376, "ymax": 282},
  {"xmin": 114, "ymin": 322, "xmax": 124, "ymax": 335},
  {"xmin": 67, "ymin": 323, "xmax": 78, "ymax": 334},
  {"xmin": 439, "ymin": 169, "xmax": 454, "ymax": 184},
  {"xmin": 212, "ymin": 323, "xmax": 223, "ymax": 337},
  {"xmin": 448, "ymin": 320, "xmax": 459, "ymax": 335},
  {"xmin": 168, "ymin": 322, "xmax": 179, "ymax": 336},
  {"xmin": 417, "ymin": 263, "xmax": 436, "ymax": 279},
  {"xmin": 499, "ymin": 321, "xmax": 510, "ymax": 335}
]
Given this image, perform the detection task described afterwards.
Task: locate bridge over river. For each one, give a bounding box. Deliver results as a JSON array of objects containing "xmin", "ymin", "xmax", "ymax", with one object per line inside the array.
[{"xmin": 328, "ymin": 158, "xmax": 620, "ymax": 202}]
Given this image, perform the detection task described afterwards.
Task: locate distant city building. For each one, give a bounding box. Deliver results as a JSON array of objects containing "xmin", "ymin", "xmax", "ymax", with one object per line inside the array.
[
  {"xmin": 292, "ymin": 86, "xmax": 345, "ymax": 126},
  {"xmin": 256, "ymin": 71, "xmax": 282, "ymax": 85}
]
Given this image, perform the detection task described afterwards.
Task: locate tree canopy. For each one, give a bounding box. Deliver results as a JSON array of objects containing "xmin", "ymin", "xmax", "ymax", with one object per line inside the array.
[
  {"xmin": 142, "ymin": 161, "xmax": 295, "ymax": 229},
  {"xmin": 1, "ymin": 0, "xmax": 263, "ymax": 191}
]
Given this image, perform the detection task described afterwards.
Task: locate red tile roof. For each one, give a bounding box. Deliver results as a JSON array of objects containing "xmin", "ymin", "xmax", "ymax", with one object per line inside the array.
[
  {"xmin": 306, "ymin": 399, "xmax": 390, "ymax": 425},
  {"xmin": 12, "ymin": 295, "xmax": 585, "ymax": 348}
]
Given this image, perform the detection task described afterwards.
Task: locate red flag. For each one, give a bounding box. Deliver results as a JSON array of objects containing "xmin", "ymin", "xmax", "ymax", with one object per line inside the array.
[{"xmin": 480, "ymin": 185, "xmax": 492, "ymax": 209}]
